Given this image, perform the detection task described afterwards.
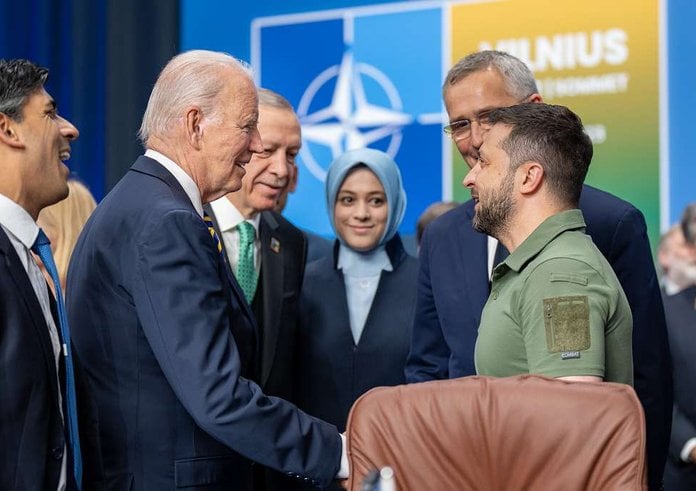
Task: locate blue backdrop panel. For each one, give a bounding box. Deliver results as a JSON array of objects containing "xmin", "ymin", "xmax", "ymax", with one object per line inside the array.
[
  {"xmin": 0, "ymin": 0, "xmax": 106, "ymax": 200},
  {"xmin": 258, "ymin": 7, "xmax": 442, "ymax": 237}
]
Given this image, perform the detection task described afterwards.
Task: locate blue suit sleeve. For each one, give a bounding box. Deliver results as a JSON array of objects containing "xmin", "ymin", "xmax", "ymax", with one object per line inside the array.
[
  {"xmin": 606, "ymin": 206, "xmax": 673, "ymax": 486},
  {"xmin": 405, "ymin": 225, "xmax": 451, "ymax": 382}
]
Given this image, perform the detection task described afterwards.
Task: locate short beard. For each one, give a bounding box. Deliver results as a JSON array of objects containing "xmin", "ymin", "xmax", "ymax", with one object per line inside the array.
[{"xmin": 473, "ymin": 171, "xmax": 515, "ymax": 238}]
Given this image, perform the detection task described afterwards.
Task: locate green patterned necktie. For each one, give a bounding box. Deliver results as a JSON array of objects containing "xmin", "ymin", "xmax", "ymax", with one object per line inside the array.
[{"xmin": 236, "ymin": 221, "xmax": 258, "ymax": 303}]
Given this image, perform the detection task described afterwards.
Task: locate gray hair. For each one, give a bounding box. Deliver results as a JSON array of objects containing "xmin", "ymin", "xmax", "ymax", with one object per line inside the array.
[
  {"xmin": 138, "ymin": 50, "xmax": 253, "ymax": 145},
  {"xmin": 443, "ymin": 50, "xmax": 538, "ymax": 99},
  {"xmin": 681, "ymin": 203, "xmax": 696, "ymax": 245},
  {"xmin": 258, "ymin": 87, "xmax": 294, "ymax": 112}
]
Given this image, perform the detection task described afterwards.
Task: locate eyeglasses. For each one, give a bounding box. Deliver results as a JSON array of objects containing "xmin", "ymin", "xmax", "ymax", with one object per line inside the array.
[
  {"xmin": 443, "ymin": 95, "xmax": 534, "ymax": 142},
  {"xmin": 443, "ymin": 111, "xmax": 494, "ymax": 142}
]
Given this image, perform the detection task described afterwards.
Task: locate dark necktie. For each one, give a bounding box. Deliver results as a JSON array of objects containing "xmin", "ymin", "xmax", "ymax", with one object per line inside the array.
[
  {"xmin": 202, "ymin": 213, "xmax": 256, "ymax": 373},
  {"xmin": 203, "ymin": 212, "xmax": 223, "ymax": 253},
  {"xmin": 32, "ymin": 229, "xmax": 82, "ymax": 489}
]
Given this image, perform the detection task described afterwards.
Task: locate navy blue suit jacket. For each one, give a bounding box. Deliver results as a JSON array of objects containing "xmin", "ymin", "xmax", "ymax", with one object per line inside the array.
[
  {"xmin": 663, "ymin": 286, "xmax": 696, "ymax": 490},
  {"xmin": 0, "ymin": 228, "xmax": 68, "ymax": 490},
  {"xmin": 294, "ymin": 236, "xmax": 418, "ymax": 433},
  {"xmin": 0, "ymin": 227, "xmax": 97, "ymax": 490},
  {"xmin": 67, "ymin": 156, "xmax": 340, "ymax": 490},
  {"xmin": 405, "ymin": 184, "xmax": 672, "ymax": 489}
]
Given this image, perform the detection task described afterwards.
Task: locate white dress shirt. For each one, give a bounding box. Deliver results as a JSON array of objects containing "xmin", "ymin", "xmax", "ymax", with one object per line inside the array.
[
  {"xmin": 0, "ymin": 192, "xmax": 67, "ymax": 491},
  {"xmin": 487, "ymin": 235, "xmax": 499, "ymax": 279},
  {"xmin": 145, "ymin": 149, "xmax": 204, "ymax": 217},
  {"xmin": 209, "ymin": 197, "xmax": 261, "ymax": 276},
  {"xmin": 337, "ymin": 244, "xmax": 392, "ymax": 344}
]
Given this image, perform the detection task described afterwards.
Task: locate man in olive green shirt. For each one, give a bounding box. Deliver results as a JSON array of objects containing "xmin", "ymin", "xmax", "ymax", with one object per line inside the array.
[{"xmin": 467, "ymin": 103, "xmax": 633, "ymax": 385}]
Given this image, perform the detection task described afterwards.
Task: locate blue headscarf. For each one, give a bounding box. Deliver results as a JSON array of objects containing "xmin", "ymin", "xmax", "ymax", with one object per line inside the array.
[{"xmin": 325, "ymin": 148, "xmax": 407, "ymax": 249}]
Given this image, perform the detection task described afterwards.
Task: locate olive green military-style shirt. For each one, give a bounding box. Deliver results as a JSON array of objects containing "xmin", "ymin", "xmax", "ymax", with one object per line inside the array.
[{"xmin": 475, "ymin": 209, "xmax": 633, "ymax": 385}]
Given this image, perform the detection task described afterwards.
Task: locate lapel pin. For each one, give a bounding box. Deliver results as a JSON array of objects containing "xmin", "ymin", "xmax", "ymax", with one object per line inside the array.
[{"xmin": 270, "ymin": 237, "xmax": 281, "ymax": 254}]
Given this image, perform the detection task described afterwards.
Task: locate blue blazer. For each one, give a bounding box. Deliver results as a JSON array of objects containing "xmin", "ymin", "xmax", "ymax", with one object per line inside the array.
[
  {"xmin": 67, "ymin": 156, "xmax": 340, "ymax": 490},
  {"xmin": 405, "ymin": 184, "xmax": 672, "ymax": 489},
  {"xmin": 663, "ymin": 286, "xmax": 696, "ymax": 490},
  {"xmin": 294, "ymin": 235, "xmax": 418, "ymax": 433}
]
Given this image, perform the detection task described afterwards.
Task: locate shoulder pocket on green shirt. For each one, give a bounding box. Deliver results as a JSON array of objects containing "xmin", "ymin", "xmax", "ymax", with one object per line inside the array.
[
  {"xmin": 543, "ymin": 295, "xmax": 590, "ymax": 352},
  {"xmin": 549, "ymin": 272, "xmax": 588, "ymax": 286}
]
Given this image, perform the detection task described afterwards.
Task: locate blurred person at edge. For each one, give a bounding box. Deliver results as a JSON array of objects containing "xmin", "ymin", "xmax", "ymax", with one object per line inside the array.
[
  {"xmin": 415, "ymin": 200, "xmax": 459, "ymax": 251},
  {"xmin": 657, "ymin": 224, "xmax": 696, "ymax": 295},
  {"xmin": 663, "ymin": 203, "xmax": 696, "ymax": 490}
]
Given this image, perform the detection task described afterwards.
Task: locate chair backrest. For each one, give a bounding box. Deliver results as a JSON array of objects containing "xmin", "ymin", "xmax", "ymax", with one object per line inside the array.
[{"xmin": 345, "ymin": 374, "xmax": 647, "ymax": 491}]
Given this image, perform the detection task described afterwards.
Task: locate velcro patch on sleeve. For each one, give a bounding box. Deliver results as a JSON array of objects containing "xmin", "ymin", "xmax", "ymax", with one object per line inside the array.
[
  {"xmin": 549, "ymin": 272, "xmax": 588, "ymax": 286},
  {"xmin": 543, "ymin": 295, "xmax": 590, "ymax": 353}
]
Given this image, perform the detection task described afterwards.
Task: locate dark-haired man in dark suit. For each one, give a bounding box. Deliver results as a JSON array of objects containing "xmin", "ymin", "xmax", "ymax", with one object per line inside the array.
[{"xmin": 0, "ymin": 58, "xmax": 82, "ymax": 490}]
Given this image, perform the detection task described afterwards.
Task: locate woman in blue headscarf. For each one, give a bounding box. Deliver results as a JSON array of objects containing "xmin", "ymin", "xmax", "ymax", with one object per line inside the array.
[{"xmin": 293, "ymin": 148, "xmax": 418, "ymax": 434}]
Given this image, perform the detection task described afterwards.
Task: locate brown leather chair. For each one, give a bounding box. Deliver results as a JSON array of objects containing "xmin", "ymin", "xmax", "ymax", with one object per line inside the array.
[{"xmin": 344, "ymin": 374, "xmax": 647, "ymax": 491}]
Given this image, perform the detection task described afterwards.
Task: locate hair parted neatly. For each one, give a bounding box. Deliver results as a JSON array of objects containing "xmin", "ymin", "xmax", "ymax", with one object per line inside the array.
[{"xmin": 0, "ymin": 59, "xmax": 49, "ymax": 121}]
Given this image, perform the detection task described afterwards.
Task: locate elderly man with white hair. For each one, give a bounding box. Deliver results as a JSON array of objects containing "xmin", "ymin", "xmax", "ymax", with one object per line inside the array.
[{"xmin": 67, "ymin": 50, "xmax": 346, "ymax": 490}]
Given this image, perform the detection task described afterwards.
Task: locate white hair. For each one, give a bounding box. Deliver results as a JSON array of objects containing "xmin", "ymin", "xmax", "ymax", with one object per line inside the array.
[{"xmin": 138, "ymin": 50, "xmax": 253, "ymax": 145}]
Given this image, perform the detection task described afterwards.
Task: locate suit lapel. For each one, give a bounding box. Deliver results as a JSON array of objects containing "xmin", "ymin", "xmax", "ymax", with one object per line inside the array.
[
  {"xmin": 0, "ymin": 229, "xmax": 62, "ymax": 407},
  {"xmin": 258, "ymin": 213, "xmax": 284, "ymax": 386},
  {"xmin": 132, "ymin": 155, "xmax": 192, "ymax": 206},
  {"xmin": 134, "ymin": 158, "xmax": 259, "ymax": 332}
]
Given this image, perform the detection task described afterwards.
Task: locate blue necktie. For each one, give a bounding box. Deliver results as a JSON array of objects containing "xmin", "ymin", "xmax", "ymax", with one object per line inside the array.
[{"xmin": 32, "ymin": 229, "xmax": 82, "ymax": 489}]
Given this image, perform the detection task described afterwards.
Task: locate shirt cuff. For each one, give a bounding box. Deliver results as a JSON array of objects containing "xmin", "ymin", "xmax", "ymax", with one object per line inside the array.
[
  {"xmin": 680, "ymin": 437, "xmax": 696, "ymax": 463},
  {"xmin": 336, "ymin": 433, "xmax": 349, "ymax": 479}
]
